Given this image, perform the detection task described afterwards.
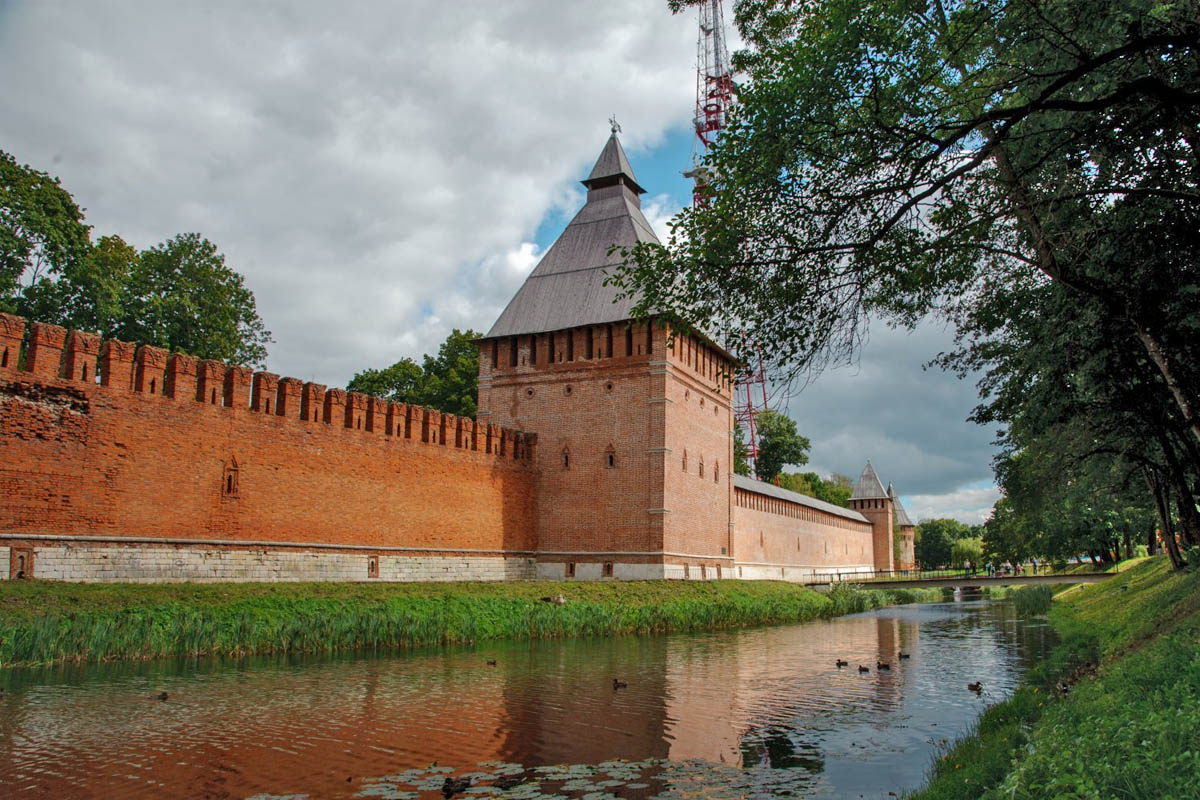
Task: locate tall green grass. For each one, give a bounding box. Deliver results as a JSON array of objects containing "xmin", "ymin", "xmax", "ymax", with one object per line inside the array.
[
  {"xmin": 0, "ymin": 579, "xmax": 939, "ymax": 668},
  {"xmin": 1010, "ymin": 584, "xmax": 1053, "ymax": 615},
  {"xmin": 908, "ymin": 556, "xmax": 1200, "ymax": 799}
]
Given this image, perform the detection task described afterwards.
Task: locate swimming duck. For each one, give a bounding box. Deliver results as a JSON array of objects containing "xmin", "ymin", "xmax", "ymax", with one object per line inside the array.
[
  {"xmin": 877, "ymin": 662, "xmax": 891, "ymax": 670},
  {"xmin": 967, "ymin": 682, "xmax": 983, "ymax": 692},
  {"xmin": 836, "ymin": 659, "xmax": 849, "ymax": 667},
  {"xmin": 858, "ymin": 665, "xmax": 870, "ymax": 673},
  {"xmin": 486, "ymin": 659, "xmax": 497, "ymax": 666},
  {"xmin": 156, "ymin": 691, "xmax": 169, "ymax": 701},
  {"xmin": 898, "ymin": 652, "xmax": 911, "ymax": 659},
  {"xmin": 613, "ymin": 678, "xmax": 628, "ymax": 689}
]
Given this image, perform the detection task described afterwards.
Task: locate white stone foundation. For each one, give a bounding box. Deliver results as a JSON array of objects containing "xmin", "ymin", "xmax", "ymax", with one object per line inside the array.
[{"xmin": 18, "ymin": 542, "xmax": 535, "ymax": 584}]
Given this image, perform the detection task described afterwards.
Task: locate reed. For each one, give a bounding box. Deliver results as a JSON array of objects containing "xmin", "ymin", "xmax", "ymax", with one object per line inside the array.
[
  {"xmin": 1010, "ymin": 584, "xmax": 1054, "ymax": 615},
  {"xmin": 0, "ymin": 579, "xmax": 937, "ymax": 668}
]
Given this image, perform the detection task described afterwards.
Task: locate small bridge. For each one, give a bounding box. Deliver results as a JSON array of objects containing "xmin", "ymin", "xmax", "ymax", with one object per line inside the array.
[{"xmin": 804, "ymin": 568, "xmax": 1118, "ymax": 591}]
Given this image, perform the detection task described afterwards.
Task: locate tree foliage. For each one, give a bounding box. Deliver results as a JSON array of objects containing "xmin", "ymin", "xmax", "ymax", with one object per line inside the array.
[
  {"xmin": 630, "ymin": 0, "xmax": 1200, "ymax": 569},
  {"xmin": 1, "ymin": 150, "xmax": 273, "ymax": 367},
  {"xmin": 915, "ymin": 518, "xmax": 972, "ymax": 568},
  {"xmin": 347, "ymin": 329, "xmax": 481, "ymax": 418},
  {"xmin": 778, "ymin": 470, "xmax": 852, "ymax": 507},
  {"xmin": 950, "ymin": 536, "xmax": 985, "ymax": 569},
  {"xmin": 752, "ymin": 409, "xmax": 811, "ymax": 481}
]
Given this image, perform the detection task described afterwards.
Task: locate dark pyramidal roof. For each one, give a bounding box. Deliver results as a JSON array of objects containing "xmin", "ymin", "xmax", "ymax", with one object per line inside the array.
[
  {"xmin": 850, "ymin": 461, "xmax": 889, "ymax": 501},
  {"xmin": 888, "ymin": 482, "xmax": 915, "ymax": 527},
  {"xmin": 484, "ymin": 132, "xmax": 658, "ymax": 339}
]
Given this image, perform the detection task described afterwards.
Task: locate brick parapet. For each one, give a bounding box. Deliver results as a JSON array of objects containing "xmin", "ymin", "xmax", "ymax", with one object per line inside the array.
[{"xmin": 0, "ymin": 313, "xmax": 534, "ymax": 476}]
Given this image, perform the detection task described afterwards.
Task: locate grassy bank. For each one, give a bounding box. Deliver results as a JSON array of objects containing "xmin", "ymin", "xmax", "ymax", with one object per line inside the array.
[
  {"xmin": 909, "ymin": 555, "xmax": 1200, "ymax": 799},
  {"xmin": 0, "ymin": 578, "xmax": 941, "ymax": 668}
]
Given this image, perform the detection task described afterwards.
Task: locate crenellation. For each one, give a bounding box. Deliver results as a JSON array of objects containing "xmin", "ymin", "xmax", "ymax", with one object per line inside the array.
[
  {"xmin": 0, "ymin": 312, "xmax": 24, "ymax": 374},
  {"xmin": 134, "ymin": 345, "xmax": 169, "ymax": 394},
  {"xmin": 26, "ymin": 322, "xmax": 67, "ymax": 379},
  {"xmin": 344, "ymin": 391, "xmax": 367, "ymax": 430},
  {"xmin": 323, "ymin": 387, "xmax": 347, "ymax": 425},
  {"xmin": 251, "ymin": 372, "xmax": 280, "ymax": 413},
  {"xmin": 165, "ymin": 353, "xmax": 197, "ymax": 399},
  {"xmin": 100, "ymin": 339, "xmax": 137, "ymax": 391},
  {"xmin": 197, "ymin": 360, "xmax": 226, "ymax": 405},
  {"xmin": 224, "ymin": 365, "xmax": 254, "ymax": 409},
  {"xmin": 300, "ymin": 382, "xmax": 325, "ymax": 422},
  {"xmin": 365, "ymin": 395, "xmax": 388, "ymax": 433},
  {"xmin": 63, "ymin": 330, "xmax": 101, "ymax": 384},
  {"xmin": 277, "ymin": 377, "xmax": 303, "ymax": 417}
]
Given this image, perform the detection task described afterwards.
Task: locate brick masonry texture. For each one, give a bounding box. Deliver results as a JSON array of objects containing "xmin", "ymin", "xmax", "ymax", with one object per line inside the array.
[{"xmin": 1, "ymin": 310, "xmax": 909, "ymax": 583}]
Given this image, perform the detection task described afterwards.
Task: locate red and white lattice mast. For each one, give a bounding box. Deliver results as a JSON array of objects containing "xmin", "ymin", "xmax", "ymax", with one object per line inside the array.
[{"xmin": 687, "ymin": 0, "xmax": 770, "ymax": 474}]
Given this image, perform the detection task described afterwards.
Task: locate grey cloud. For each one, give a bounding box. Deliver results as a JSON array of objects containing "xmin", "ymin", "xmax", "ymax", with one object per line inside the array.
[
  {"xmin": 0, "ymin": 1, "xmax": 694, "ymax": 383},
  {"xmin": 779, "ymin": 320, "xmax": 999, "ymax": 497}
]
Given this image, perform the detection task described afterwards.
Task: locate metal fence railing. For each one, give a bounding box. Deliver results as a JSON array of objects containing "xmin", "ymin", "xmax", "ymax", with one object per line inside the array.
[{"xmin": 804, "ymin": 562, "xmax": 1113, "ymax": 585}]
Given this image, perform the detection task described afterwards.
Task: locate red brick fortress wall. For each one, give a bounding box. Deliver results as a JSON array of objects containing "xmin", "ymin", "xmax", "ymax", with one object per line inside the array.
[
  {"xmin": 732, "ymin": 486, "xmax": 875, "ymax": 580},
  {"xmin": 0, "ymin": 314, "xmax": 536, "ymax": 582}
]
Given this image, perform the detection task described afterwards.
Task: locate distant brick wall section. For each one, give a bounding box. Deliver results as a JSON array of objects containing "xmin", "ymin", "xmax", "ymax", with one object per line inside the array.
[
  {"xmin": 733, "ymin": 486, "xmax": 874, "ymax": 581},
  {"xmin": 0, "ymin": 314, "xmax": 536, "ymax": 581}
]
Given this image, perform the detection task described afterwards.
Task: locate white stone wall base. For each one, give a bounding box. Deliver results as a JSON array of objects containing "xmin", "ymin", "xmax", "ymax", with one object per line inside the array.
[
  {"xmin": 733, "ymin": 563, "xmax": 874, "ymax": 582},
  {"xmin": 21, "ymin": 543, "xmax": 535, "ymax": 583}
]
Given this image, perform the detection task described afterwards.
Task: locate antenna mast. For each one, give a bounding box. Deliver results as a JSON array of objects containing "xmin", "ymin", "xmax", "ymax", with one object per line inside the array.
[{"xmin": 688, "ymin": 0, "xmax": 770, "ymax": 476}]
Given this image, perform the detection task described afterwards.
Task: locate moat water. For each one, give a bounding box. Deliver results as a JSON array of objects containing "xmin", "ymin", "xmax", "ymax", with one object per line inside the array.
[{"xmin": 0, "ymin": 599, "xmax": 1054, "ymax": 799}]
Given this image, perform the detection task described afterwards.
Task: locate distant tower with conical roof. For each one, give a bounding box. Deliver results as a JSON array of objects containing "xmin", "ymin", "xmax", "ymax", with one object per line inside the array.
[
  {"xmin": 888, "ymin": 482, "xmax": 916, "ymax": 570},
  {"xmin": 477, "ymin": 127, "xmax": 736, "ymax": 580},
  {"xmin": 849, "ymin": 461, "xmax": 895, "ymax": 572}
]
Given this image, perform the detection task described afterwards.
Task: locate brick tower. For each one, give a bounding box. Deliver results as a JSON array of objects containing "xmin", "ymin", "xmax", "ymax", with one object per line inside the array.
[
  {"xmin": 477, "ymin": 128, "xmax": 735, "ymax": 580},
  {"xmin": 848, "ymin": 461, "xmax": 895, "ymax": 572},
  {"xmin": 889, "ymin": 482, "xmax": 916, "ymax": 570}
]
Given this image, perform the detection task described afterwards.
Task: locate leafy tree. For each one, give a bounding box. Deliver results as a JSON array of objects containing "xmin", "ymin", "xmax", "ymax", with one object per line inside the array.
[
  {"xmin": 915, "ymin": 518, "xmax": 971, "ymax": 568},
  {"xmin": 2, "ymin": 150, "xmax": 273, "ymax": 367},
  {"xmin": 950, "ymin": 537, "xmax": 985, "ymax": 570},
  {"xmin": 733, "ymin": 425, "xmax": 752, "ymax": 477},
  {"xmin": 753, "ymin": 409, "xmax": 810, "ymax": 482},
  {"xmin": 620, "ymin": 0, "xmax": 1200, "ymax": 451},
  {"xmin": 114, "ymin": 234, "xmax": 272, "ymax": 367},
  {"xmin": 778, "ymin": 470, "xmax": 852, "ymax": 507},
  {"xmin": 347, "ymin": 329, "xmax": 481, "ymax": 418},
  {"xmin": 1, "ymin": 150, "xmax": 90, "ymax": 313}
]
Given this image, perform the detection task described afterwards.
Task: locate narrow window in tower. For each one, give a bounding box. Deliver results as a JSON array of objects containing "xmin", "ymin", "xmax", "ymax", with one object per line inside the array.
[
  {"xmin": 645, "ymin": 321, "xmax": 653, "ymax": 354},
  {"xmin": 566, "ymin": 562, "xmax": 576, "ymax": 578},
  {"xmin": 1, "ymin": 348, "xmax": 7, "ymax": 368},
  {"xmin": 682, "ymin": 450, "xmax": 688, "ymax": 472},
  {"xmin": 567, "ymin": 330, "xmax": 574, "ymax": 361},
  {"xmin": 149, "ymin": 378, "xmax": 156, "ymax": 394},
  {"xmin": 530, "ymin": 335, "xmax": 537, "ymax": 365},
  {"xmin": 492, "ymin": 339, "xmax": 499, "ymax": 368},
  {"xmin": 714, "ymin": 462, "xmax": 719, "ymax": 483},
  {"xmin": 699, "ymin": 458, "xmax": 704, "ymax": 479},
  {"xmin": 510, "ymin": 336, "xmax": 518, "ymax": 367},
  {"xmin": 81, "ymin": 363, "xmax": 88, "ymax": 381},
  {"xmin": 603, "ymin": 562, "xmax": 614, "ymax": 577},
  {"xmin": 626, "ymin": 325, "xmax": 634, "ymax": 356},
  {"xmin": 562, "ymin": 448, "xmax": 570, "ymax": 469},
  {"xmin": 606, "ymin": 324, "xmax": 614, "ymax": 358},
  {"xmin": 585, "ymin": 327, "xmax": 594, "ymax": 359},
  {"xmin": 211, "ymin": 388, "xmax": 217, "ymax": 405},
  {"xmin": 605, "ymin": 444, "xmax": 616, "ymax": 468}
]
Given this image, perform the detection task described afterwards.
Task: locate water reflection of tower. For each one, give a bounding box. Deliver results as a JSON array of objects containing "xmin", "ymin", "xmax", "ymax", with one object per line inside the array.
[{"xmin": 495, "ymin": 637, "xmax": 673, "ymax": 766}]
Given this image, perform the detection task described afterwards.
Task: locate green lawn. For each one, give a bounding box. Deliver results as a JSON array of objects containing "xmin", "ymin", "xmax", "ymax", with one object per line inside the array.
[{"xmin": 909, "ymin": 555, "xmax": 1200, "ymax": 799}]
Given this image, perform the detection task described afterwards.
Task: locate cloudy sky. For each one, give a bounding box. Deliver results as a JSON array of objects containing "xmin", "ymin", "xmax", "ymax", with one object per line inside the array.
[{"xmin": 0, "ymin": 1, "xmax": 999, "ymax": 522}]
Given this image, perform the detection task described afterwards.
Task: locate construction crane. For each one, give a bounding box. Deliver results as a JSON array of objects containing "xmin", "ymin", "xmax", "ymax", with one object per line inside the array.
[{"xmin": 686, "ymin": 0, "xmax": 771, "ymax": 476}]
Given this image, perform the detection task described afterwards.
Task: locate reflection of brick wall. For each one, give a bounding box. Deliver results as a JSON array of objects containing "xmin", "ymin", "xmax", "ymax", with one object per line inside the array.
[{"xmin": 0, "ymin": 313, "xmax": 535, "ymax": 581}]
